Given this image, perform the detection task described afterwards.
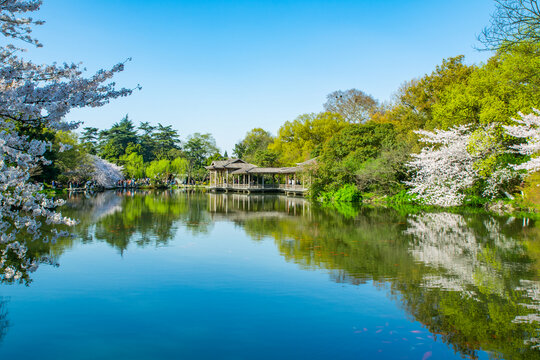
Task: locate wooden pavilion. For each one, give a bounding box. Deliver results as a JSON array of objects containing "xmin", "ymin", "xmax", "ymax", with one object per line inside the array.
[{"xmin": 205, "ymin": 158, "xmax": 315, "ymax": 195}]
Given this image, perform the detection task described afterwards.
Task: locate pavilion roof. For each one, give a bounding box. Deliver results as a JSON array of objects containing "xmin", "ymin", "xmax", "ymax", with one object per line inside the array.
[
  {"xmin": 230, "ymin": 166, "xmax": 302, "ymax": 175},
  {"xmin": 207, "ymin": 158, "xmax": 316, "ymax": 174},
  {"xmin": 204, "ymin": 158, "xmax": 257, "ymax": 170}
]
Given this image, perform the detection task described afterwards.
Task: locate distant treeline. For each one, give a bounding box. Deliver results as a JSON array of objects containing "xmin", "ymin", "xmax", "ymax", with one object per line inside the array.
[{"xmin": 34, "ymin": 1, "xmax": 540, "ymax": 210}]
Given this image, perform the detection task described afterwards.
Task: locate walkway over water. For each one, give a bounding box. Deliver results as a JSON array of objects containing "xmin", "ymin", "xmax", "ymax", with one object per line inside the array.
[
  {"xmin": 208, "ymin": 183, "xmax": 308, "ymax": 195},
  {"xmin": 205, "ymin": 158, "xmax": 315, "ymax": 195}
]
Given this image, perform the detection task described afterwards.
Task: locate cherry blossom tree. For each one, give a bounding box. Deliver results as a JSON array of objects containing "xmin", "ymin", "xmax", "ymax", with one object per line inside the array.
[
  {"xmin": 504, "ymin": 110, "xmax": 540, "ymax": 173},
  {"xmin": 90, "ymin": 155, "xmax": 124, "ymax": 188},
  {"xmin": 0, "ymin": 0, "xmax": 135, "ymax": 280},
  {"xmin": 405, "ymin": 125, "xmax": 478, "ymax": 206}
]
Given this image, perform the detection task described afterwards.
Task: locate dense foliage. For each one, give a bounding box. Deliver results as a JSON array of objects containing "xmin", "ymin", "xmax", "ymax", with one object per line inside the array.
[{"xmin": 226, "ymin": 1, "xmax": 540, "ymax": 209}]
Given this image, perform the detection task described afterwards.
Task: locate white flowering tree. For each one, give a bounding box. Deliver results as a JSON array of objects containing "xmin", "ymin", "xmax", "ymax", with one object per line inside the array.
[
  {"xmin": 503, "ymin": 110, "xmax": 540, "ymax": 173},
  {"xmin": 91, "ymin": 155, "xmax": 123, "ymax": 188},
  {"xmin": 405, "ymin": 125, "xmax": 478, "ymax": 206},
  {"xmin": 0, "ymin": 1, "xmax": 135, "ymax": 282}
]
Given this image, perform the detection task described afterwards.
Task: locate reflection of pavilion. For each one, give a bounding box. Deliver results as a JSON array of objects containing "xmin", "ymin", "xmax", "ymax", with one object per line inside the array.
[
  {"xmin": 205, "ymin": 158, "xmax": 315, "ymax": 195},
  {"xmin": 207, "ymin": 193, "xmax": 312, "ymax": 219}
]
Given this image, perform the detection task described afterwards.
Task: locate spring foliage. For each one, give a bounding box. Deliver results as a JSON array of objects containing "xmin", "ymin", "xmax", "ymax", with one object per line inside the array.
[
  {"xmin": 0, "ymin": 0, "xmax": 133, "ymax": 277},
  {"xmin": 405, "ymin": 126, "xmax": 478, "ymax": 207},
  {"xmin": 504, "ymin": 110, "xmax": 540, "ymax": 173}
]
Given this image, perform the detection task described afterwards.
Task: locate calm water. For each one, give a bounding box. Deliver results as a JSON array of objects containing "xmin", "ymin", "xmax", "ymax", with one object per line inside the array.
[{"xmin": 1, "ymin": 191, "xmax": 539, "ymax": 359}]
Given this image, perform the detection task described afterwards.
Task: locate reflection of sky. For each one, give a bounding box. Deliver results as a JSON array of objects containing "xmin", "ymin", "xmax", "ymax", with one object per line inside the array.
[{"xmin": 0, "ymin": 221, "xmax": 487, "ymax": 359}]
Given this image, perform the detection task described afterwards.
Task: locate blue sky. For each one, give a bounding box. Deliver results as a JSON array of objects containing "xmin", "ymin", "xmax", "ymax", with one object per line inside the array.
[{"xmin": 25, "ymin": 0, "xmax": 495, "ymax": 152}]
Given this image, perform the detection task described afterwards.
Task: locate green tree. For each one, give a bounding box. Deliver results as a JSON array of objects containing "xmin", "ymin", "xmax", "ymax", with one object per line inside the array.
[
  {"xmin": 269, "ymin": 112, "xmax": 348, "ymax": 166},
  {"xmin": 80, "ymin": 127, "xmax": 99, "ymax": 155},
  {"xmin": 184, "ymin": 133, "xmax": 219, "ymax": 183},
  {"xmin": 99, "ymin": 115, "xmax": 138, "ymax": 163},
  {"xmin": 145, "ymin": 159, "xmax": 171, "ymax": 183},
  {"xmin": 233, "ymin": 128, "xmax": 274, "ymax": 165},
  {"xmin": 120, "ymin": 152, "xmax": 145, "ymax": 178},
  {"xmin": 171, "ymin": 157, "xmax": 189, "ymax": 182},
  {"xmin": 312, "ymin": 123, "xmax": 402, "ymax": 196},
  {"xmin": 431, "ymin": 44, "xmax": 540, "ymax": 129},
  {"xmin": 54, "ymin": 131, "xmax": 92, "ymax": 183},
  {"xmin": 153, "ymin": 123, "xmax": 181, "ymax": 160},
  {"xmin": 138, "ymin": 121, "xmax": 157, "ymax": 162}
]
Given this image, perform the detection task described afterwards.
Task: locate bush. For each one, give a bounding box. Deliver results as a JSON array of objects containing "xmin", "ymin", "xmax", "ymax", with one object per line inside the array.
[
  {"xmin": 387, "ymin": 190, "xmax": 418, "ymax": 205},
  {"xmin": 520, "ymin": 171, "xmax": 540, "ymax": 211},
  {"xmin": 320, "ymin": 184, "xmax": 362, "ymax": 203}
]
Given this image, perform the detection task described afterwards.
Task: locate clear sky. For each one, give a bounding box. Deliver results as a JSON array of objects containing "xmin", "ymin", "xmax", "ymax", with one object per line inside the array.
[{"xmin": 25, "ymin": 0, "xmax": 496, "ymax": 153}]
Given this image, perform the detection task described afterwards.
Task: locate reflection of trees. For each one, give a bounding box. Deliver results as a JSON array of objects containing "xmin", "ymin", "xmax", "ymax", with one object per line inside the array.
[
  {"xmin": 70, "ymin": 190, "xmax": 213, "ymax": 253},
  {"xmin": 4, "ymin": 191, "xmax": 540, "ymax": 358},
  {"xmin": 405, "ymin": 213, "xmax": 529, "ymax": 296},
  {"xmin": 219, "ymin": 199, "xmax": 540, "ymax": 359},
  {"xmin": 514, "ymin": 280, "xmax": 540, "ymax": 350},
  {"xmin": 398, "ymin": 212, "xmax": 539, "ymax": 359},
  {"xmin": 10, "ymin": 190, "xmax": 213, "ymax": 281},
  {"xmin": 0, "ymin": 239, "xmax": 58, "ymax": 286},
  {"xmin": 0, "ymin": 298, "xmax": 8, "ymax": 344}
]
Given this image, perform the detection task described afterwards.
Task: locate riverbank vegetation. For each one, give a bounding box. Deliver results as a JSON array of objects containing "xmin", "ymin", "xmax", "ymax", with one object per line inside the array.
[
  {"xmin": 230, "ymin": 0, "xmax": 540, "ymax": 213},
  {"xmin": 6, "ymin": 0, "xmax": 540, "ymax": 216}
]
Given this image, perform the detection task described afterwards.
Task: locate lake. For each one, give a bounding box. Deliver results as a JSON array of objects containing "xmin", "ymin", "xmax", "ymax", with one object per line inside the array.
[{"xmin": 0, "ymin": 190, "xmax": 539, "ymax": 359}]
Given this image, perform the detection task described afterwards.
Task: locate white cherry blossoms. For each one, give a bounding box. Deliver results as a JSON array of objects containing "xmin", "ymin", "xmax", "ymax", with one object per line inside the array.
[
  {"xmin": 0, "ymin": 1, "xmax": 135, "ymax": 282},
  {"xmin": 405, "ymin": 125, "xmax": 478, "ymax": 207},
  {"xmin": 503, "ymin": 110, "xmax": 540, "ymax": 173}
]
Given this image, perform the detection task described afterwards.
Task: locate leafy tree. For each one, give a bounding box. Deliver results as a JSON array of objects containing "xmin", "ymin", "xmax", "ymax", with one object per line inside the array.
[
  {"xmin": 323, "ymin": 89, "xmax": 378, "ymax": 124},
  {"xmin": 153, "ymin": 123, "xmax": 181, "ymax": 160},
  {"xmin": 98, "ymin": 115, "xmax": 138, "ymax": 163},
  {"xmin": 205, "ymin": 152, "xmax": 225, "ymax": 166},
  {"xmin": 312, "ymin": 122, "xmax": 401, "ymax": 197},
  {"xmin": 184, "ymin": 133, "xmax": 219, "ymax": 183},
  {"xmin": 80, "ymin": 127, "xmax": 99, "ymax": 154},
  {"xmin": 54, "ymin": 131, "xmax": 92, "ymax": 182},
  {"xmin": 431, "ymin": 44, "xmax": 540, "ymax": 129},
  {"xmin": 138, "ymin": 122, "xmax": 157, "ymax": 162},
  {"xmin": 120, "ymin": 152, "xmax": 145, "ymax": 178},
  {"xmin": 145, "ymin": 159, "xmax": 171, "ymax": 183},
  {"xmin": 253, "ymin": 149, "xmax": 279, "ymax": 167},
  {"xmin": 233, "ymin": 128, "xmax": 274, "ymax": 165},
  {"xmin": 171, "ymin": 157, "xmax": 189, "ymax": 181},
  {"xmin": 269, "ymin": 112, "xmax": 348, "ymax": 166},
  {"xmin": 383, "ymin": 56, "xmax": 475, "ymax": 143}
]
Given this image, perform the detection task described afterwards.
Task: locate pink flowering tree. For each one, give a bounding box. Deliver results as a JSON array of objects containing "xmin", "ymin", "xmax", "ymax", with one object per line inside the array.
[
  {"xmin": 405, "ymin": 125, "xmax": 479, "ymax": 207},
  {"xmin": 0, "ymin": 1, "xmax": 135, "ymax": 282},
  {"xmin": 503, "ymin": 111, "xmax": 540, "ymax": 173}
]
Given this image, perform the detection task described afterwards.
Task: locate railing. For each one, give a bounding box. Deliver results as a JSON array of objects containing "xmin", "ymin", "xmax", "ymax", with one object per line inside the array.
[{"xmin": 209, "ymin": 183, "xmax": 307, "ymax": 192}]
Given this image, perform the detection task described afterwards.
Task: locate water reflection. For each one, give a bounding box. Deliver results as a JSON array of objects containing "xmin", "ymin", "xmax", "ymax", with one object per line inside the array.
[
  {"xmin": 65, "ymin": 189, "xmax": 213, "ymax": 253},
  {"xmin": 0, "ymin": 298, "xmax": 8, "ymax": 344},
  {"xmin": 4, "ymin": 191, "xmax": 540, "ymax": 358}
]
